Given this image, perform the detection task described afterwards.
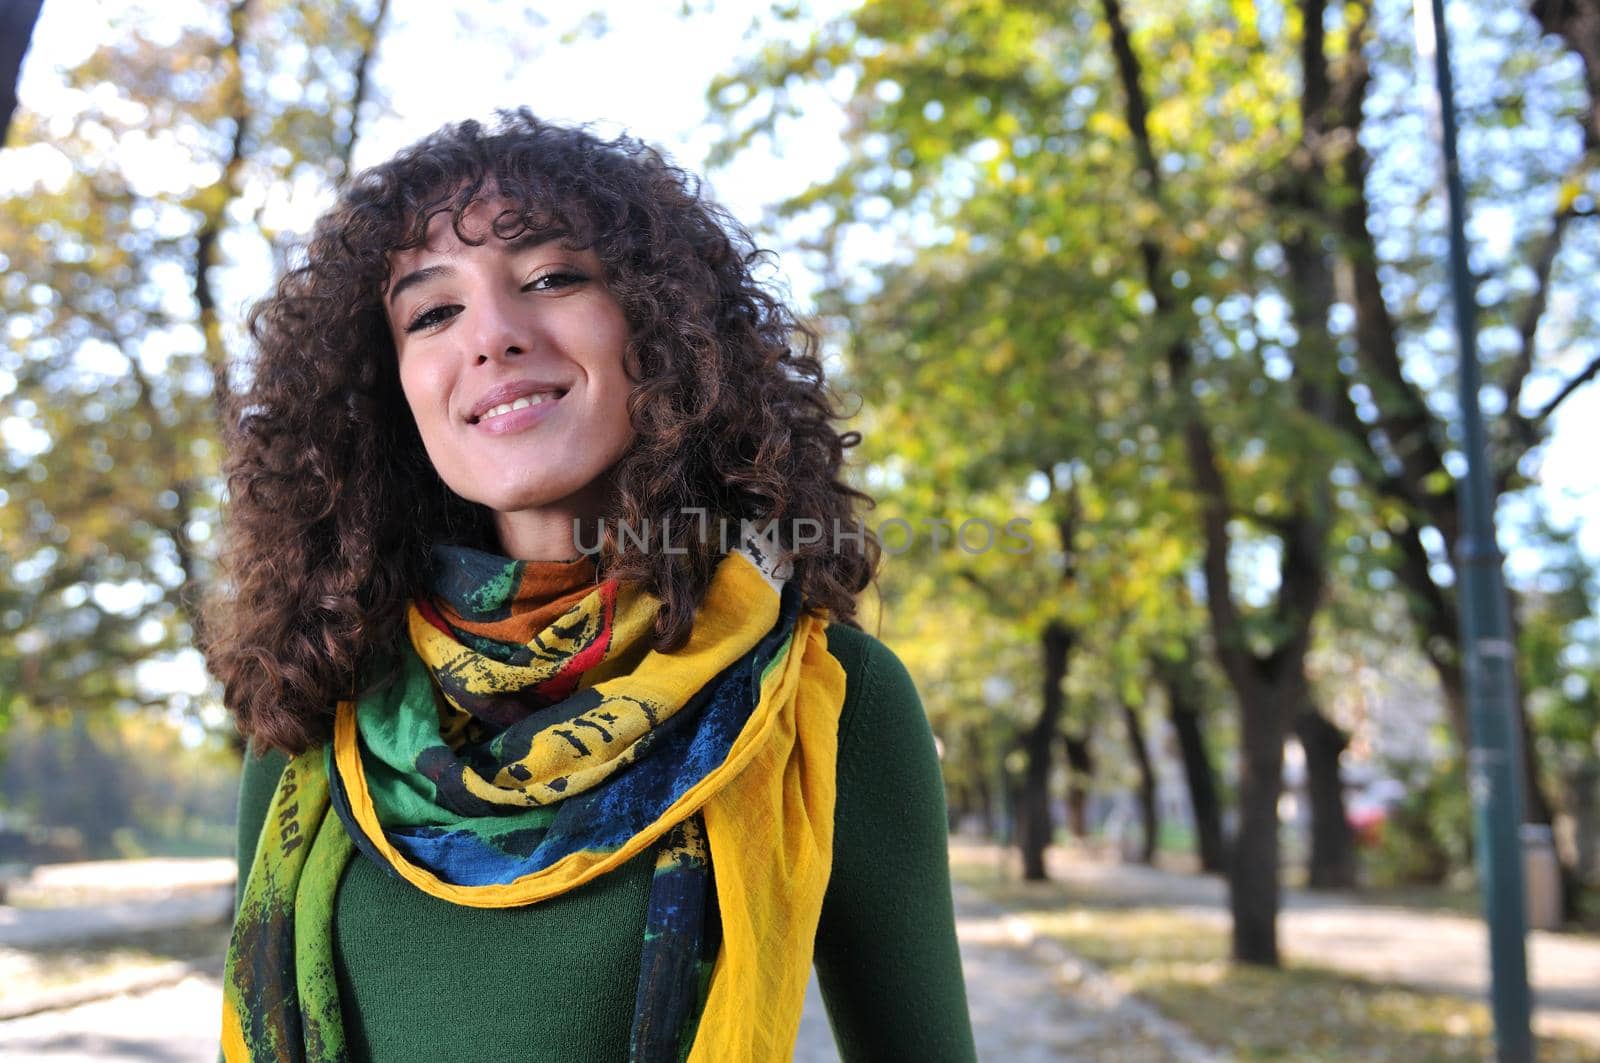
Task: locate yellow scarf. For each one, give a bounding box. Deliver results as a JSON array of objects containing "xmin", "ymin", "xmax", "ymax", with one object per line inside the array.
[{"xmin": 223, "ymin": 547, "xmax": 846, "ymax": 1060}]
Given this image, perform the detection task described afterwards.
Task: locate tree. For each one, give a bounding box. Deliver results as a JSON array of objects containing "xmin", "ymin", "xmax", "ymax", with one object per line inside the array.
[
  {"xmin": 707, "ymin": 0, "xmax": 1600, "ymax": 956},
  {"xmin": 0, "ymin": 0, "xmax": 389, "ymax": 729},
  {"xmin": 1154, "ymin": 626, "xmax": 1230, "ymax": 875},
  {"xmin": 1097, "ymin": 0, "xmax": 1367, "ymax": 956},
  {"xmin": 0, "ymin": 0, "xmax": 44, "ymax": 145},
  {"xmin": 1515, "ymin": 513, "xmax": 1600, "ymax": 881},
  {"xmin": 1320, "ymin": 0, "xmax": 1600, "ymax": 913},
  {"xmin": 1117, "ymin": 686, "xmax": 1160, "ymax": 864}
]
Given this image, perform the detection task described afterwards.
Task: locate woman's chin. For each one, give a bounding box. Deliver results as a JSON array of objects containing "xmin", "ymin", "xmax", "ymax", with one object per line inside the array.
[
  {"xmin": 470, "ymin": 480, "xmax": 612, "ymax": 534},
  {"xmin": 476, "ymin": 490, "xmax": 582, "ymax": 520}
]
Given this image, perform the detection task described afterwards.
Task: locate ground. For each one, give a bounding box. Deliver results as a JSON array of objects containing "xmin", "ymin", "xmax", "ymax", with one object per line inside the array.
[
  {"xmin": 4, "ymin": 844, "xmax": 1599, "ymax": 1061},
  {"xmin": 2, "ymin": 874, "xmax": 1192, "ymax": 1062}
]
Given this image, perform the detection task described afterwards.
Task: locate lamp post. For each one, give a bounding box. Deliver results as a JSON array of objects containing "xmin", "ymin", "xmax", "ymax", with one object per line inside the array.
[{"xmin": 1415, "ymin": 1, "xmax": 1533, "ymax": 1058}]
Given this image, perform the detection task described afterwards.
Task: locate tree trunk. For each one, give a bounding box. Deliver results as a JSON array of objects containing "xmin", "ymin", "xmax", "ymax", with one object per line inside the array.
[
  {"xmin": 1569, "ymin": 762, "xmax": 1599, "ymax": 882},
  {"xmin": 1325, "ymin": 0, "xmax": 1591, "ymax": 922},
  {"xmin": 1100, "ymin": 0, "xmax": 1333, "ymax": 965},
  {"xmin": 1018, "ymin": 620, "xmax": 1073, "ymax": 880},
  {"xmin": 1062, "ymin": 730, "xmax": 1095, "ymax": 842},
  {"xmin": 1296, "ymin": 709, "xmax": 1358, "ymax": 889},
  {"xmin": 1272, "ymin": 0, "xmax": 1355, "ymax": 897},
  {"xmin": 1511, "ymin": 4, "xmax": 1600, "ymax": 911},
  {"xmin": 1411, "ymin": 556, "xmax": 1581, "ymax": 913},
  {"xmin": 1533, "ymin": 0, "xmax": 1600, "ymax": 149},
  {"xmin": 1016, "ymin": 739, "xmax": 1051, "ymax": 881},
  {"xmin": 1231, "ymin": 677, "xmax": 1288, "ymax": 966},
  {"xmin": 1120, "ymin": 698, "xmax": 1160, "ymax": 864},
  {"xmin": 1514, "ymin": 689, "xmax": 1588, "ymax": 923},
  {"xmin": 972, "ymin": 767, "xmax": 995, "ymax": 839},
  {"xmin": 1160, "ymin": 661, "xmax": 1229, "ymax": 874},
  {"xmin": 0, "ymin": 0, "xmax": 44, "ymax": 147}
]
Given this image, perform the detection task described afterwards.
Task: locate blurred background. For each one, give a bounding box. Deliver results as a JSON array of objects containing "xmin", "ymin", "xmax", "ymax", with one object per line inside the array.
[{"xmin": 1, "ymin": 0, "xmax": 1598, "ymax": 1060}]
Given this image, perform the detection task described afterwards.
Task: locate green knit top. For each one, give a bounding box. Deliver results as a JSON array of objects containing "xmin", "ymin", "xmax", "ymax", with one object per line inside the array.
[{"xmin": 231, "ymin": 622, "xmax": 978, "ymax": 1062}]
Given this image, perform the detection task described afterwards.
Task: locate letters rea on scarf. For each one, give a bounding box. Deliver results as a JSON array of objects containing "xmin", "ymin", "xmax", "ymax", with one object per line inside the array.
[{"xmin": 274, "ymin": 767, "xmax": 302, "ymax": 858}]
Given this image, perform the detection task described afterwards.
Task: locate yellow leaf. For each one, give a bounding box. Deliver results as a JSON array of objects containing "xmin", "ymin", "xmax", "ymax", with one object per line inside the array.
[{"xmin": 1557, "ymin": 175, "xmax": 1583, "ymax": 214}]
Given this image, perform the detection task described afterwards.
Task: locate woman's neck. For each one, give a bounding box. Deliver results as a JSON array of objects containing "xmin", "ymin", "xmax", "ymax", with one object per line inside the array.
[{"xmin": 489, "ymin": 477, "xmax": 612, "ymax": 561}]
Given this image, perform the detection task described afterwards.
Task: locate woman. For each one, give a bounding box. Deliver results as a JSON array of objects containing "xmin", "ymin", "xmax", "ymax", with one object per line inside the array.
[{"xmin": 205, "ymin": 109, "xmax": 976, "ymax": 1063}]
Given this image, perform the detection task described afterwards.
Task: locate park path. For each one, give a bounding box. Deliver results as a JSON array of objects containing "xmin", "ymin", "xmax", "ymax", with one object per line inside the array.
[
  {"xmin": 9, "ymin": 849, "xmax": 1600, "ymax": 1056},
  {"xmin": 0, "ymin": 974, "xmax": 222, "ymax": 1062},
  {"xmin": 794, "ymin": 880, "xmax": 1213, "ymax": 1062},
  {"xmin": 36, "ymin": 845, "xmax": 1598, "ymax": 1056},
  {"xmin": 0, "ymin": 891, "xmax": 233, "ymax": 950},
  {"xmin": 1, "ymin": 856, "xmax": 1208, "ymax": 1062},
  {"xmin": 951, "ymin": 838, "xmax": 1600, "ymax": 1050}
]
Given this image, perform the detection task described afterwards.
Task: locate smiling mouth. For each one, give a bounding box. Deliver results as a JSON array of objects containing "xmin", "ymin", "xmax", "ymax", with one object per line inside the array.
[{"xmin": 470, "ymin": 390, "xmax": 568, "ymax": 425}]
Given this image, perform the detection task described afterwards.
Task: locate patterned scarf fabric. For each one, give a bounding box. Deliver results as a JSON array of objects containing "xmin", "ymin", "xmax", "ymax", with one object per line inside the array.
[{"xmin": 222, "ymin": 536, "xmax": 847, "ymax": 1062}]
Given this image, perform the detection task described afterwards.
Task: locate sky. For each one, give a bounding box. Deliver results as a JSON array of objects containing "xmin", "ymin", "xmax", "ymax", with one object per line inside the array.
[
  {"xmin": 15, "ymin": 0, "xmax": 858, "ymax": 282},
  {"xmin": 12, "ymin": 0, "xmax": 1600, "ymax": 580}
]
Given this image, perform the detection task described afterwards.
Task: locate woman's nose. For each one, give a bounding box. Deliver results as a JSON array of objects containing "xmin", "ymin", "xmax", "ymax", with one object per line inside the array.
[{"xmin": 468, "ymin": 287, "xmax": 533, "ymax": 365}]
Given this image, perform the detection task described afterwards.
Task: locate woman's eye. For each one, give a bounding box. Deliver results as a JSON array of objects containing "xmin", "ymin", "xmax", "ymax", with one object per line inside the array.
[
  {"xmin": 405, "ymin": 305, "xmax": 459, "ymax": 333},
  {"xmin": 524, "ymin": 270, "xmax": 588, "ymax": 292}
]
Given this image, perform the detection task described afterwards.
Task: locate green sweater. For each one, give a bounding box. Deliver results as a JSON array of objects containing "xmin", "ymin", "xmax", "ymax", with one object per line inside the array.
[{"xmin": 232, "ymin": 622, "xmax": 978, "ymax": 1062}]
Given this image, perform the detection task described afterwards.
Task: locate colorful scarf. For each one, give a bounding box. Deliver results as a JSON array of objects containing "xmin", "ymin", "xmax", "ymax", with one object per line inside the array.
[{"xmin": 222, "ymin": 536, "xmax": 847, "ymax": 1062}]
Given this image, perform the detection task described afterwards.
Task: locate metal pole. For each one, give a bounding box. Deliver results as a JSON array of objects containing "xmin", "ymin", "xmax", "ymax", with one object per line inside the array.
[{"xmin": 1416, "ymin": 1, "xmax": 1534, "ymax": 1058}]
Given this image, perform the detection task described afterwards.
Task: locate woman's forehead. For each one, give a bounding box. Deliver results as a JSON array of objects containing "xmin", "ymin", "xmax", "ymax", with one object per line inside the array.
[
  {"xmin": 387, "ymin": 195, "xmax": 572, "ymax": 270},
  {"xmin": 420, "ymin": 196, "xmax": 521, "ymax": 246}
]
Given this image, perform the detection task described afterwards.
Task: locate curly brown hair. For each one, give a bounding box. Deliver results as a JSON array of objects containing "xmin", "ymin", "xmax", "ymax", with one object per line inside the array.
[{"xmin": 201, "ymin": 109, "xmax": 881, "ymax": 756}]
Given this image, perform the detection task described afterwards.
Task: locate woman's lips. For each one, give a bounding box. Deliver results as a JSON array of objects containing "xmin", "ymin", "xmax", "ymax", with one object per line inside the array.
[{"xmin": 472, "ymin": 391, "xmax": 564, "ymax": 435}]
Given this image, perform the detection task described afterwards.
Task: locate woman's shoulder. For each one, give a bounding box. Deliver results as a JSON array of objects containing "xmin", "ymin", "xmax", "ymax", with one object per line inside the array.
[
  {"xmin": 823, "ymin": 620, "xmax": 901, "ymax": 688},
  {"xmin": 822, "ymin": 621, "xmax": 927, "ymax": 743},
  {"xmin": 821, "ymin": 619, "xmax": 874, "ymax": 676},
  {"xmin": 239, "ymin": 742, "xmax": 293, "ymax": 799}
]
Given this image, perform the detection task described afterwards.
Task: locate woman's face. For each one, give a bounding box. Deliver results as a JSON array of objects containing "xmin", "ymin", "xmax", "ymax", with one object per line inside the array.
[{"xmin": 384, "ymin": 197, "xmax": 637, "ymax": 559}]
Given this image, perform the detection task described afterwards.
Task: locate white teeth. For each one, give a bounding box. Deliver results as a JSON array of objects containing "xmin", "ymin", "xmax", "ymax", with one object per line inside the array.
[{"xmin": 480, "ymin": 392, "xmax": 560, "ymax": 421}]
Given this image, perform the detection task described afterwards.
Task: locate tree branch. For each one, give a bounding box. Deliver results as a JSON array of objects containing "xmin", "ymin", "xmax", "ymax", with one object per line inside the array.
[
  {"xmin": 104, "ymin": 328, "xmax": 207, "ymax": 642},
  {"xmin": 1534, "ymin": 351, "xmax": 1600, "ymax": 425},
  {"xmin": 1329, "ymin": 359, "xmax": 1435, "ymax": 509},
  {"xmin": 0, "ymin": 0, "xmax": 44, "ymax": 147},
  {"xmin": 1503, "ymin": 202, "xmax": 1576, "ymax": 420},
  {"xmin": 956, "ymin": 568, "xmax": 997, "ymax": 601},
  {"xmin": 1271, "ymin": 507, "xmax": 1328, "ymax": 677},
  {"xmin": 1099, "ymin": 0, "xmax": 1246, "ymax": 677},
  {"xmin": 1500, "ymin": 153, "xmax": 1595, "ymax": 474},
  {"xmin": 1329, "ymin": 83, "xmax": 1458, "ymax": 550},
  {"xmin": 1055, "ymin": 466, "xmax": 1081, "ymax": 588},
  {"xmin": 193, "ymin": 0, "xmax": 254, "ymax": 404},
  {"xmin": 1393, "ymin": 517, "xmax": 1467, "ymax": 741},
  {"xmin": 332, "ymin": 0, "xmax": 391, "ymax": 189},
  {"xmin": 1533, "ymin": 0, "xmax": 1600, "ymax": 151},
  {"xmin": 1268, "ymin": 0, "xmax": 1339, "ymax": 669},
  {"xmin": 1100, "ymin": 0, "xmax": 1162, "ymax": 195}
]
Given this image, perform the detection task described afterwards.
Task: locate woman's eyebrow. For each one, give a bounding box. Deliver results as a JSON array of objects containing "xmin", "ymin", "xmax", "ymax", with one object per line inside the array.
[
  {"xmin": 386, "ymin": 264, "xmax": 452, "ymax": 308},
  {"xmin": 387, "ymin": 229, "xmax": 578, "ymax": 307}
]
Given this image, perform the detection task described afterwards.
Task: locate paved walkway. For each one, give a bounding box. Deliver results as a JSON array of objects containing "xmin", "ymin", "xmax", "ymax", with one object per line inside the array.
[
  {"xmin": 0, "ymin": 973, "xmax": 222, "ymax": 1062},
  {"xmin": 21, "ymin": 848, "xmax": 1596, "ymax": 1057},
  {"xmin": 794, "ymin": 881, "xmax": 1212, "ymax": 1062},
  {"xmin": 0, "ymin": 860, "xmax": 235, "ymax": 1025},
  {"xmin": 0, "ymin": 857, "xmax": 234, "ymax": 955},
  {"xmin": 12, "ymin": 859, "xmax": 235, "ymax": 898},
  {"xmin": 944, "ymin": 884, "xmax": 1215, "ymax": 1063},
  {"xmin": 954, "ymin": 838, "xmax": 1600, "ymax": 1050},
  {"xmin": 0, "ymin": 890, "xmax": 233, "ymax": 950},
  {"xmin": 1, "ymin": 857, "xmax": 1208, "ymax": 1061}
]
